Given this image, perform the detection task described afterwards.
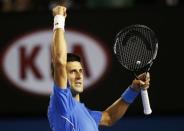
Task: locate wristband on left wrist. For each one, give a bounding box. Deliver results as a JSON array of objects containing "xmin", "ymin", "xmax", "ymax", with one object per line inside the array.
[{"xmin": 121, "ymin": 86, "xmax": 140, "ymax": 104}]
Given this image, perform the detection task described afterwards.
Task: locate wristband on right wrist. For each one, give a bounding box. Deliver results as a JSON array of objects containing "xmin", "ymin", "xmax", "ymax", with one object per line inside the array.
[
  {"xmin": 53, "ymin": 15, "xmax": 65, "ymax": 31},
  {"xmin": 121, "ymin": 86, "xmax": 140, "ymax": 104}
]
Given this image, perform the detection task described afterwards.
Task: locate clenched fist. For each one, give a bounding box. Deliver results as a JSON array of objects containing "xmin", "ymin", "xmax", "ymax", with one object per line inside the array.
[
  {"xmin": 52, "ymin": 6, "xmax": 67, "ymax": 17},
  {"xmin": 131, "ymin": 72, "xmax": 150, "ymax": 92}
]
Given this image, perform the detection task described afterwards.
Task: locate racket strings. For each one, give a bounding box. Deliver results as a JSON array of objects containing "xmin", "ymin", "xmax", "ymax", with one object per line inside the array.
[{"xmin": 115, "ymin": 26, "xmax": 157, "ymax": 71}]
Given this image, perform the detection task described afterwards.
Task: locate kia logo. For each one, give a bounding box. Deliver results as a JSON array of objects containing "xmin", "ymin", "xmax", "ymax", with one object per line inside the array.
[{"xmin": 2, "ymin": 29, "xmax": 111, "ymax": 96}]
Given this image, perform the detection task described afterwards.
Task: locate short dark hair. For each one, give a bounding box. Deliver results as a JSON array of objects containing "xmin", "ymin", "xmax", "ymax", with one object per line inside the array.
[
  {"xmin": 67, "ymin": 53, "xmax": 81, "ymax": 62},
  {"xmin": 51, "ymin": 53, "xmax": 81, "ymax": 78}
]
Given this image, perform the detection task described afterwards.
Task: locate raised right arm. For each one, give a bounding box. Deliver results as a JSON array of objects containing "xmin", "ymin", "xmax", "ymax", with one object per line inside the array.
[{"xmin": 51, "ymin": 6, "xmax": 67, "ymax": 89}]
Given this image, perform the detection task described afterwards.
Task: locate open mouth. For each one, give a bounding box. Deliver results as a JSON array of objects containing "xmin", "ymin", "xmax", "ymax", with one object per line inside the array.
[{"xmin": 75, "ymin": 81, "xmax": 82, "ymax": 85}]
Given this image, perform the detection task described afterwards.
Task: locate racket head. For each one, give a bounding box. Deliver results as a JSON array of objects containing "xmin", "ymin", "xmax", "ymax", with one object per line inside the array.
[{"xmin": 114, "ymin": 24, "xmax": 158, "ymax": 72}]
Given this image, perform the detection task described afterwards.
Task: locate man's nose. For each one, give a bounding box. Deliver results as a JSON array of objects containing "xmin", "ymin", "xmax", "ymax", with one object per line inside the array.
[{"xmin": 76, "ymin": 72, "xmax": 82, "ymax": 79}]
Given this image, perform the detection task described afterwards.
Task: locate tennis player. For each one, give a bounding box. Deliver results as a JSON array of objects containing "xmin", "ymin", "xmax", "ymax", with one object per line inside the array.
[{"xmin": 47, "ymin": 5, "xmax": 150, "ymax": 131}]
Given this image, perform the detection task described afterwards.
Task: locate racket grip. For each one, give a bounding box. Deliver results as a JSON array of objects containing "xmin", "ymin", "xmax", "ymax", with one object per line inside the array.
[{"xmin": 141, "ymin": 89, "xmax": 152, "ymax": 115}]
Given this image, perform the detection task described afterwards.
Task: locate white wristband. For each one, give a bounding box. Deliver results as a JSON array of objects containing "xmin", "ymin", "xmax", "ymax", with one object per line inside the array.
[{"xmin": 53, "ymin": 15, "xmax": 65, "ymax": 31}]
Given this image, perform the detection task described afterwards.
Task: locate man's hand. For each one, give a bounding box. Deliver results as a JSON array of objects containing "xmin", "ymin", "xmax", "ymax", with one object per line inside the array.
[
  {"xmin": 131, "ymin": 72, "xmax": 150, "ymax": 92},
  {"xmin": 52, "ymin": 6, "xmax": 67, "ymax": 17}
]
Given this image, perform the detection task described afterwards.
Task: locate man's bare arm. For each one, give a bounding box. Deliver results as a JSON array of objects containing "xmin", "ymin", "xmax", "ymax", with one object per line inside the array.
[
  {"xmin": 52, "ymin": 6, "xmax": 67, "ymax": 88},
  {"xmin": 100, "ymin": 73, "xmax": 150, "ymax": 126},
  {"xmin": 100, "ymin": 98, "xmax": 129, "ymax": 126}
]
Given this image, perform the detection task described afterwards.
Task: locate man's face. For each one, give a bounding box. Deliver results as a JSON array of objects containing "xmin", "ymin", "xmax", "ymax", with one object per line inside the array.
[{"xmin": 66, "ymin": 61, "xmax": 84, "ymax": 94}]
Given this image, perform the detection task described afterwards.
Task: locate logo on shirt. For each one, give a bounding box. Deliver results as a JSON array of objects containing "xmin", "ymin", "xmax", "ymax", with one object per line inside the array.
[{"xmin": 1, "ymin": 29, "xmax": 111, "ymax": 96}]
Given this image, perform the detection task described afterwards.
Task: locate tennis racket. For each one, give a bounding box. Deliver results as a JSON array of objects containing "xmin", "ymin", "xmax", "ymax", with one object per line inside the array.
[{"xmin": 114, "ymin": 24, "xmax": 158, "ymax": 115}]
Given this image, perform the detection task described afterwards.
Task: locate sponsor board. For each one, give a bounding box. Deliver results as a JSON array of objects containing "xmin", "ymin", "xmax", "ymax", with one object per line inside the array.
[{"xmin": 2, "ymin": 29, "xmax": 111, "ymax": 96}]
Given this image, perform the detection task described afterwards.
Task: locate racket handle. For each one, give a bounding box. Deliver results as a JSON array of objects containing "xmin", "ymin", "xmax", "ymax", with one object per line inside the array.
[{"xmin": 141, "ymin": 89, "xmax": 152, "ymax": 115}]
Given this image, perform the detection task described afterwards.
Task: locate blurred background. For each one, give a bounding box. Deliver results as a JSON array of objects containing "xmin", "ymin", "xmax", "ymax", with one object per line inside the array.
[{"xmin": 0, "ymin": 0, "xmax": 184, "ymax": 130}]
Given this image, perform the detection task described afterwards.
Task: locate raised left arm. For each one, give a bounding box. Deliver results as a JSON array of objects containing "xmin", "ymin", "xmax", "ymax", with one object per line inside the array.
[
  {"xmin": 100, "ymin": 97, "xmax": 129, "ymax": 126},
  {"xmin": 100, "ymin": 73, "xmax": 150, "ymax": 126}
]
